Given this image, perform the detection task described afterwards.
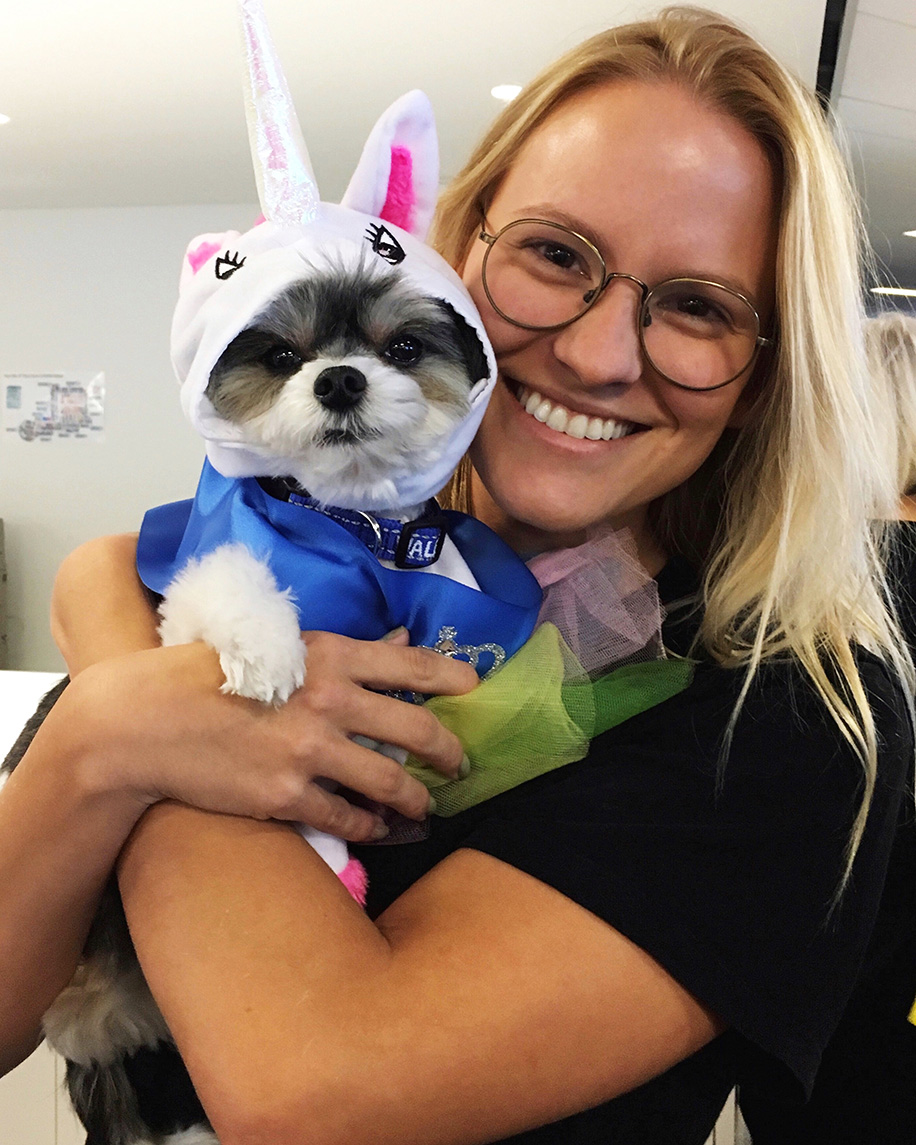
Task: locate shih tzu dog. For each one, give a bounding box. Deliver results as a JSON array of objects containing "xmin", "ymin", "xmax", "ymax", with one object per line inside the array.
[{"xmin": 0, "ymin": 3, "xmax": 542, "ymax": 1143}]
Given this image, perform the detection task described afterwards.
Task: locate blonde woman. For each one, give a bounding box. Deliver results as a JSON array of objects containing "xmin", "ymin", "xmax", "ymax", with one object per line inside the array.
[{"xmin": 1, "ymin": 9, "xmax": 912, "ymax": 1143}]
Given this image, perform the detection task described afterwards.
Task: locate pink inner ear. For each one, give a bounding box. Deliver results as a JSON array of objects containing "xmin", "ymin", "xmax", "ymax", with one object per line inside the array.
[
  {"xmin": 379, "ymin": 146, "xmax": 415, "ymax": 232},
  {"xmin": 187, "ymin": 240, "xmax": 223, "ymax": 275}
]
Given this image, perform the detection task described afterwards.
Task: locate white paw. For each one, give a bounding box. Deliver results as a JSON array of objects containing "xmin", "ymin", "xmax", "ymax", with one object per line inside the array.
[
  {"xmin": 218, "ymin": 633, "xmax": 305, "ymax": 705},
  {"xmin": 159, "ymin": 543, "xmax": 306, "ymax": 705}
]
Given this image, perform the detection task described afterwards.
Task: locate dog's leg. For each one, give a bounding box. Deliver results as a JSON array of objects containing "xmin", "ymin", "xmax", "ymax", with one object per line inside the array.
[{"xmin": 158, "ymin": 542, "xmax": 306, "ymax": 705}]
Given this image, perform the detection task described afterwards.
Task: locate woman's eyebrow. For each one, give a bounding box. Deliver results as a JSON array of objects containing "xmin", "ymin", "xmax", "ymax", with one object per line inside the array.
[
  {"xmin": 509, "ymin": 204, "xmax": 608, "ymax": 251},
  {"xmin": 507, "ymin": 204, "xmax": 762, "ymax": 303},
  {"xmin": 668, "ymin": 268, "xmax": 761, "ymax": 302}
]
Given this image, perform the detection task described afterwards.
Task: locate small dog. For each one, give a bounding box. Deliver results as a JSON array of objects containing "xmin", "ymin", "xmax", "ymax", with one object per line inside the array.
[
  {"xmin": 0, "ymin": 5, "xmax": 541, "ymax": 1142},
  {"xmin": 157, "ymin": 258, "xmax": 493, "ymax": 713}
]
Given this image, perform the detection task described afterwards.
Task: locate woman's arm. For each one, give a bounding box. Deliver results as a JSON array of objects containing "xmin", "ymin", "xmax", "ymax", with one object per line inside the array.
[
  {"xmin": 119, "ymin": 802, "xmax": 723, "ymax": 1145},
  {"xmin": 0, "ymin": 534, "xmax": 477, "ymax": 1073},
  {"xmin": 0, "ymin": 667, "xmax": 149, "ymax": 1074},
  {"xmin": 51, "ymin": 533, "xmax": 161, "ymax": 673}
]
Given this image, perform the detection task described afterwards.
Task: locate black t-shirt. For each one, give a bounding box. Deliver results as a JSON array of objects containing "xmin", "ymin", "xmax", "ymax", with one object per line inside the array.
[
  {"xmin": 353, "ymin": 557, "xmax": 912, "ymax": 1144},
  {"xmin": 738, "ymin": 525, "xmax": 916, "ymax": 1143},
  {"xmin": 123, "ymin": 558, "xmax": 912, "ymax": 1145}
]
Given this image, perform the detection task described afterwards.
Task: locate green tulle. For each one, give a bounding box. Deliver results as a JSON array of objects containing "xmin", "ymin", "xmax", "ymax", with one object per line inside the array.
[{"xmin": 405, "ymin": 622, "xmax": 694, "ymax": 816}]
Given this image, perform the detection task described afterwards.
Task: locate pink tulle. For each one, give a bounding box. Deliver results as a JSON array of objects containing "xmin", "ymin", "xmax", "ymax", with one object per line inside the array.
[
  {"xmin": 338, "ymin": 857, "xmax": 369, "ymax": 906},
  {"xmin": 527, "ymin": 527, "xmax": 664, "ymax": 676}
]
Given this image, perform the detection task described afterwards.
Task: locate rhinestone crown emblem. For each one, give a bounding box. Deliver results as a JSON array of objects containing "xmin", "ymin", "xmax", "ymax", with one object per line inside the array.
[{"xmin": 426, "ymin": 626, "xmax": 506, "ymax": 679}]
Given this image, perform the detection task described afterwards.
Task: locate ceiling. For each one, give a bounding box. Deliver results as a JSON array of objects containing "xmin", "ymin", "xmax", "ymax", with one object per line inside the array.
[{"xmin": 0, "ymin": 1, "xmax": 912, "ymax": 290}]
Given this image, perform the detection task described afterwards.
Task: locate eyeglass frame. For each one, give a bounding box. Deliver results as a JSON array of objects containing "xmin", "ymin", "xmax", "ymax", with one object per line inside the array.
[{"xmin": 477, "ymin": 217, "xmax": 775, "ymax": 392}]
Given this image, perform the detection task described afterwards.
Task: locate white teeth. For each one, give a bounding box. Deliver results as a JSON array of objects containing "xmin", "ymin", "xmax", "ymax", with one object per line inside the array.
[
  {"xmin": 515, "ymin": 385, "xmax": 635, "ymax": 442},
  {"xmin": 534, "ymin": 399, "xmax": 552, "ymax": 423}
]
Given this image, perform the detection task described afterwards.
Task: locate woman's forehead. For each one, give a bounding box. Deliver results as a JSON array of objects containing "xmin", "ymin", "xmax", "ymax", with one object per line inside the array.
[{"xmin": 493, "ymin": 80, "xmax": 778, "ymax": 302}]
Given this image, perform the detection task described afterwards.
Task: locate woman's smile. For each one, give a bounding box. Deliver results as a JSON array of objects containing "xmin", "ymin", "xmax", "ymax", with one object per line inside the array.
[
  {"xmin": 509, "ymin": 378, "xmax": 643, "ymax": 442},
  {"xmin": 496, "ymin": 373, "xmax": 646, "ymax": 457}
]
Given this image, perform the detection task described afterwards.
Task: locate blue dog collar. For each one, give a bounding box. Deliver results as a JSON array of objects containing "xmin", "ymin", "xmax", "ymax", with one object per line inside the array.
[{"xmin": 262, "ymin": 480, "xmax": 447, "ymax": 569}]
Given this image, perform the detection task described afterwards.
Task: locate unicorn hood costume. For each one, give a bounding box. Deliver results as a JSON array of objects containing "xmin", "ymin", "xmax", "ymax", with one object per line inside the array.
[{"xmin": 170, "ymin": 4, "xmax": 495, "ymax": 514}]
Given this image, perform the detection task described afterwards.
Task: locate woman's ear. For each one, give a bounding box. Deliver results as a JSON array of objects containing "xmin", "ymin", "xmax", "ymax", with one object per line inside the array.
[{"xmin": 340, "ymin": 90, "xmax": 440, "ymax": 240}]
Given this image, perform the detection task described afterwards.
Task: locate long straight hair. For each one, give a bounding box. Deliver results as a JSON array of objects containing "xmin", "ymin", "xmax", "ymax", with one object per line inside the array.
[{"xmin": 434, "ymin": 7, "xmax": 913, "ymax": 878}]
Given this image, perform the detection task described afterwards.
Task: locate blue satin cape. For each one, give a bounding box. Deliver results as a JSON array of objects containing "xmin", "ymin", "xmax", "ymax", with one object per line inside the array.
[{"xmin": 136, "ymin": 460, "xmax": 542, "ymax": 672}]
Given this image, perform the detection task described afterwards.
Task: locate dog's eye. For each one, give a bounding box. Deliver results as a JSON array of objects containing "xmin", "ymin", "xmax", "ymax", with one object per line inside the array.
[
  {"xmin": 384, "ymin": 336, "xmax": 424, "ymax": 366},
  {"xmin": 262, "ymin": 345, "xmax": 303, "ymax": 374}
]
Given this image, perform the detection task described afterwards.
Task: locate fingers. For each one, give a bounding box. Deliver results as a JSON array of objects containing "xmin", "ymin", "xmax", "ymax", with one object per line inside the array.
[
  {"xmin": 303, "ymin": 630, "xmax": 480, "ymax": 697},
  {"xmin": 310, "ymin": 738, "xmax": 434, "ymax": 829},
  {"xmin": 291, "ymin": 636, "xmax": 470, "ymax": 778},
  {"xmin": 347, "ymin": 688, "xmax": 467, "ymax": 777},
  {"xmin": 289, "ymin": 782, "xmax": 391, "ymax": 844}
]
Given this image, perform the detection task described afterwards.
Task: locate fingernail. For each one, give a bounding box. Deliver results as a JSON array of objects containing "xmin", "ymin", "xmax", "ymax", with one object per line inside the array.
[
  {"xmin": 371, "ymin": 819, "xmax": 390, "ymax": 840},
  {"xmin": 427, "ymin": 795, "xmax": 438, "ymax": 816},
  {"xmin": 381, "ymin": 626, "xmax": 409, "ymax": 643},
  {"xmin": 458, "ymin": 753, "xmax": 471, "ymax": 779}
]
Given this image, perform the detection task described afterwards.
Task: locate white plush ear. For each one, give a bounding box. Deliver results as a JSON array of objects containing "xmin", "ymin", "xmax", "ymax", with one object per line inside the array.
[{"xmin": 340, "ymin": 90, "xmax": 440, "ymax": 240}]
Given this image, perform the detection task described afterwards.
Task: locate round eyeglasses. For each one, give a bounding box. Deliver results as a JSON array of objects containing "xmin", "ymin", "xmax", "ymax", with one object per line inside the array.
[{"xmin": 478, "ymin": 218, "xmax": 773, "ymax": 391}]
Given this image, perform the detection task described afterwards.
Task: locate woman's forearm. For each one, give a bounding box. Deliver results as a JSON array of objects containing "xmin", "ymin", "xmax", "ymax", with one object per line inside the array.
[
  {"xmin": 0, "ymin": 672, "xmax": 149, "ymax": 1075},
  {"xmin": 51, "ymin": 533, "xmax": 160, "ymax": 673},
  {"xmin": 120, "ymin": 802, "xmax": 720, "ymax": 1145}
]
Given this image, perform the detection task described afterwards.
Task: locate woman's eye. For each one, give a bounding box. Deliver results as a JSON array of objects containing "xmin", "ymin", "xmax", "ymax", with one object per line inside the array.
[
  {"xmin": 385, "ymin": 336, "xmax": 424, "ymax": 365},
  {"xmin": 658, "ymin": 292, "xmax": 729, "ymax": 328},
  {"xmin": 538, "ymin": 242, "xmax": 578, "ymax": 269},
  {"xmin": 263, "ymin": 345, "xmax": 303, "ymax": 373},
  {"xmin": 524, "ymin": 241, "xmax": 584, "ymax": 274},
  {"xmin": 678, "ymin": 296, "xmax": 716, "ymax": 319}
]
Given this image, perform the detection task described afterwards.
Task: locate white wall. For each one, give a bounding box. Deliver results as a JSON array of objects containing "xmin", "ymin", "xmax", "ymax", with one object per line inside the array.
[{"xmin": 0, "ymin": 203, "xmax": 257, "ymax": 669}]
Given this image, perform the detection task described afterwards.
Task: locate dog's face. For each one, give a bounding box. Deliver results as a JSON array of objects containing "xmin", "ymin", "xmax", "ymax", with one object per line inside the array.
[{"xmin": 203, "ymin": 262, "xmax": 489, "ymax": 508}]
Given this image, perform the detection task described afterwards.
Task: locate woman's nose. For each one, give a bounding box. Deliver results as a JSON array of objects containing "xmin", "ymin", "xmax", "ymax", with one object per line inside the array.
[{"xmin": 550, "ymin": 278, "xmax": 645, "ymax": 387}]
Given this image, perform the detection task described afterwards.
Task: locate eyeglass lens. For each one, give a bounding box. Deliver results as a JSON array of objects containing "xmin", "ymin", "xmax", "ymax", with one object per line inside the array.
[{"xmin": 482, "ymin": 220, "xmax": 761, "ymax": 389}]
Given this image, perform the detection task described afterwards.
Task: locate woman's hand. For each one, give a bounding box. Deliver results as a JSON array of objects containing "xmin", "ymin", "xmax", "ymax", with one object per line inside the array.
[
  {"xmin": 52, "ymin": 534, "xmax": 478, "ymax": 841},
  {"xmin": 78, "ymin": 632, "xmax": 477, "ymax": 841}
]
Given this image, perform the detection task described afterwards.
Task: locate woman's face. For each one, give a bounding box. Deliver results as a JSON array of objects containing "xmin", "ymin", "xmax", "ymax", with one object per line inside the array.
[{"xmin": 461, "ymin": 80, "xmax": 778, "ymax": 566}]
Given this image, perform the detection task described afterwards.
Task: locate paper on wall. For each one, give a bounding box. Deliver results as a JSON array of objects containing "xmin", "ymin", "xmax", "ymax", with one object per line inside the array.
[{"xmin": 3, "ymin": 372, "xmax": 105, "ymax": 443}]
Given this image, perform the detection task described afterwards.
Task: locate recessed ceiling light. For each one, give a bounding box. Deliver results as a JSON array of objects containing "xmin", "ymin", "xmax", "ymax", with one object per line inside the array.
[
  {"xmin": 491, "ymin": 84, "xmax": 522, "ymax": 102},
  {"xmin": 871, "ymin": 286, "xmax": 916, "ymax": 298},
  {"xmin": 0, "ymin": 114, "xmax": 10, "ymax": 126}
]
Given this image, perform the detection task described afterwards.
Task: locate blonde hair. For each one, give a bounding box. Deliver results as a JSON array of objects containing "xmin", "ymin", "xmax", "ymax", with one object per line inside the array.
[
  {"xmin": 434, "ymin": 7, "xmax": 912, "ymax": 877},
  {"xmin": 864, "ymin": 312, "xmax": 916, "ymax": 496}
]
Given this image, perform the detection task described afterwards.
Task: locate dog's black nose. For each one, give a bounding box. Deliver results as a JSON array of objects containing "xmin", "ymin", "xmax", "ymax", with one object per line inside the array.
[{"xmin": 314, "ymin": 366, "xmax": 367, "ymax": 412}]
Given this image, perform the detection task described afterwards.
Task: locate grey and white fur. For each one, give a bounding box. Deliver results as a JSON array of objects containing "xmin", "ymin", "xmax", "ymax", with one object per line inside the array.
[{"xmin": 1, "ymin": 264, "xmax": 489, "ymax": 1145}]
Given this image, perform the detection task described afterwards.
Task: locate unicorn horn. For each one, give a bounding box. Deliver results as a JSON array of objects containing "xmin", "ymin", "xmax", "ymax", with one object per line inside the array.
[{"xmin": 238, "ymin": 0, "xmax": 319, "ymax": 226}]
